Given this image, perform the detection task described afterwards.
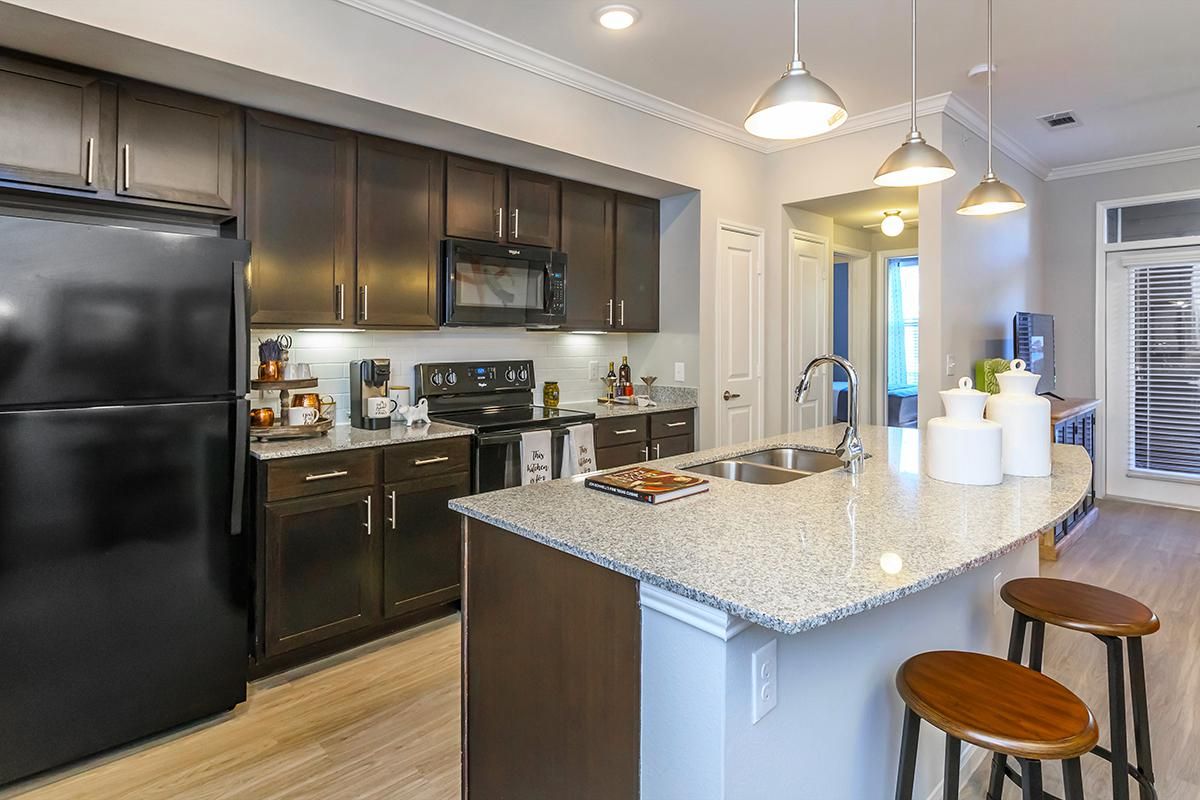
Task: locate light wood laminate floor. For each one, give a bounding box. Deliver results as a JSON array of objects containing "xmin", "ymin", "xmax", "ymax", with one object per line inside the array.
[{"xmin": 3, "ymin": 499, "xmax": 1197, "ymax": 799}]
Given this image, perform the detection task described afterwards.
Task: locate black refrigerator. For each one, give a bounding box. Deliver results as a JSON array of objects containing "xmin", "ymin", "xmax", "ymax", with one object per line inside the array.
[{"xmin": 0, "ymin": 216, "xmax": 251, "ymax": 785}]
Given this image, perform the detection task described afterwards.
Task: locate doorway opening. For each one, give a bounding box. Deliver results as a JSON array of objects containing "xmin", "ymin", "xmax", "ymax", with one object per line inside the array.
[{"xmin": 881, "ymin": 251, "xmax": 919, "ymax": 428}]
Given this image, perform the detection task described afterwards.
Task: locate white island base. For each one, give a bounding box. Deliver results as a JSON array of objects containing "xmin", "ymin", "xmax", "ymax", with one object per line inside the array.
[{"xmin": 639, "ymin": 541, "xmax": 1038, "ymax": 800}]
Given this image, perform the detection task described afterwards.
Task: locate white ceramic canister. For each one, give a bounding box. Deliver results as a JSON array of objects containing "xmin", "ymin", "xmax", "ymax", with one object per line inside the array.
[
  {"xmin": 985, "ymin": 359, "xmax": 1052, "ymax": 477},
  {"xmin": 926, "ymin": 377, "xmax": 1003, "ymax": 486}
]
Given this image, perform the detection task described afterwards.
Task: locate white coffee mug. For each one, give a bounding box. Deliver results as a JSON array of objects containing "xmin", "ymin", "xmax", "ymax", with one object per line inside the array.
[
  {"xmin": 287, "ymin": 406, "xmax": 319, "ymax": 426},
  {"xmin": 366, "ymin": 396, "xmax": 398, "ymax": 419},
  {"xmin": 283, "ymin": 362, "xmax": 312, "ymax": 380}
]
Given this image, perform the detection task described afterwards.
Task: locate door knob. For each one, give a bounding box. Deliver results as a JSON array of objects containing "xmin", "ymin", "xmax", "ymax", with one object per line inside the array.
[{"xmin": 723, "ymin": 391, "xmax": 742, "ymax": 401}]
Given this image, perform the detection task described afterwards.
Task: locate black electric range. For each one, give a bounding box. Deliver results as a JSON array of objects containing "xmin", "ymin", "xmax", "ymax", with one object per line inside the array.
[{"xmin": 416, "ymin": 360, "xmax": 595, "ymax": 492}]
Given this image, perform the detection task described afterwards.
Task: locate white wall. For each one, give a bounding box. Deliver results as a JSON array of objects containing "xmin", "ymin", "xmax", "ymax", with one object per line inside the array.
[{"xmin": 1043, "ymin": 159, "xmax": 1200, "ymax": 395}]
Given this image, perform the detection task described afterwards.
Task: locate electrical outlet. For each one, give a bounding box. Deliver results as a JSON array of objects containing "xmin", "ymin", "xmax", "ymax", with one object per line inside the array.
[
  {"xmin": 588, "ymin": 360, "xmax": 600, "ymax": 381},
  {"xmin": 674, "ymin": 361, "xmax": 686, "ymax": 382},
  {"xmin": 751, "ymin": 639, "xmax": 778, "ymax": 723},
  {"xmin": 993, "ymin": 572, "xmax": 1003, "ymax": 616},
  {"xmin": 945, "ymin": 354, "xmax": 957, "ymax": 377}
]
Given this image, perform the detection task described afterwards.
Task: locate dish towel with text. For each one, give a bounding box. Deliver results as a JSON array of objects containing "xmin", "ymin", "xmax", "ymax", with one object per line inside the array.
[
  {"xmin": 561, "ymin": 423, "xmax": 597, "ymax": 477},
  {"xmin": 520, "ymin": 429, "xmax": 553, "ymax": 485}
]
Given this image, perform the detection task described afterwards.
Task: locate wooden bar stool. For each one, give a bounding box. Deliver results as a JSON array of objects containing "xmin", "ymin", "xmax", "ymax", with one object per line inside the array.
[
  {"xmin": 990, "ymin": 578, "xmax": 1160, "ymax": 800},
  {"xmin": 895, "ymin": 650, "xmax": 1098, "ymax": 800}
]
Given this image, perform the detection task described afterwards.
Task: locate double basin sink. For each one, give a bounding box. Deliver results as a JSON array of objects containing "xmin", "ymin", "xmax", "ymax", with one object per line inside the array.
[{"xmin": 683, "ymin": 447, "xmax": 846, "ymax": 485}]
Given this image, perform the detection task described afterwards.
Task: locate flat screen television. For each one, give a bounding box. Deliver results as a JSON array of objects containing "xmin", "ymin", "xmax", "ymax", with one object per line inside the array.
[{"xmin": 1013, "ymin": 312, "xmax": 1056, "ymax": 395}]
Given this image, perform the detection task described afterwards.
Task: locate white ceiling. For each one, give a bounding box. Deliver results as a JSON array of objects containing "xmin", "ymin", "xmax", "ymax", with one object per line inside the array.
[
  {"xmin": 792, "ymin": 187, "xmax": 918, "ymax": 230},
  {"xmin": 416, "ymin": 0, "xmax": 1200, "ymax": 170}
]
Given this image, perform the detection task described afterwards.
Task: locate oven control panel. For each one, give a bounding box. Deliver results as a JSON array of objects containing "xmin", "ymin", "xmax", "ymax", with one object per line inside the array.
[{"xmin": 416, "ymin": 360, "xmax": 535, "ymax": 396}]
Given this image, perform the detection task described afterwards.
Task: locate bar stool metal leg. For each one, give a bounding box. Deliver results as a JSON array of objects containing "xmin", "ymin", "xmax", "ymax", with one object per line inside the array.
[
  {"xmin": 1102, "ymin": 635, "xmax": 1131, "ymax": 800},
  {"xmin": 895, "ymin": 705, "xmax": 921, "ymax": 800},
  {"xmin": 943, "ymin": 736, "xmax": 961, "ymax": 800},
  {"xmin": 1127, "ymin": 637, "xmax": 1156, "ymax": 799},
  {"xmin": 988, "ymin": 612, "xmax": 1029, "ymax": 799},
  {"xmin": 1018, "ymin": 758, "xmax": 1044, "ymax": 800},
  {"xmin": 1028, "ymin": 620, "xmax": 1046, "ymax": 672},
  {"xmin": 1062, "ymin": 757, "xmax": 1085, "ymax": 800}
]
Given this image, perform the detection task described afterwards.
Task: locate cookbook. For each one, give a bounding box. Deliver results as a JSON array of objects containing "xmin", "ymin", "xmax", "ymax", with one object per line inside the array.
[{"xmin": 585, "ymin": 466, "xmax": 709, "ymax": 504}]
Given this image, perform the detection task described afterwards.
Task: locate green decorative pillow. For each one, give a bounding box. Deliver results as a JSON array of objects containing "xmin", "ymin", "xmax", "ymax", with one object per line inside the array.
[{"xmin": 974, "ymin": 358, "xmax": 1011, "ymax": 394}]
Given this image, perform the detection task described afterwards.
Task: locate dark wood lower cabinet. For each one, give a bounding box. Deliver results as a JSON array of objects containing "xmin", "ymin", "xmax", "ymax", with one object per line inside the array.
[
  {"xmin": 651, "ymin": 433, "xmax": 694, "ymax": 459},
  {"xmin": 593, "ymin": 410, "xmax": 696, "ymax": 470},
  {"xmin": 263, "ymin": 487, "xmax": 378, "ymax": 658},
  {"xmin": 383, "ymin": 471, "xmax": 469, "ymax": 618},
  {"xmin": 596, "ymin": 440, "xmax": 647, "ymax": 470}
]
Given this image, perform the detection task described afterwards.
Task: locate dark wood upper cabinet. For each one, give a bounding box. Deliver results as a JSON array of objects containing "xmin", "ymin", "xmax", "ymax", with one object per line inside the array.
[
  {"xmin": 445, "ymin": 155, "xmax": 504, "ymax": 242},
  {"xmin": 561, "ymin": 181, "xmax": 615, "ymax": 330},
  {"xmin": 357, "ymin": 136, "xmax": 444, "ymax": 328},
  {"xmin": 117, "ymin": 82, "xmax": 237, "ymax": 209},
  {"xmin": 382, "ymin": 471, "xmax": 469, "ymax": 619},
  {"xmin": 246, "ymin": 110, "xmax": 355, "ymax": 327},
  {"xmin": 614, "ymin": 193, "xmax": 660, "ymax": 332},
  {"xmin": 0, "ymin": 55, "xmax": 104, "ymax": 193},
  {"xmin": 263, "ymin": 488, "xmax": 379, "ymax": 657},
  {"xmin": 507, "ymin": 169, "xmax": 559, "ymax": 248}
]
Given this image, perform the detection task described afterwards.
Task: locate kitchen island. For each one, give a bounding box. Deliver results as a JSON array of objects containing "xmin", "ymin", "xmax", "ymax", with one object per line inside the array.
[{"xmin": 451, "ymin": 425, "xmax": 1092, "ymax": 799}]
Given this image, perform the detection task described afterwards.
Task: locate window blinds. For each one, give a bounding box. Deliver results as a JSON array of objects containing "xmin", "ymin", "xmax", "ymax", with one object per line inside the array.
[{"xmin": 1128, "ymin": 260, "xmax": 1200, "ymax": 478}]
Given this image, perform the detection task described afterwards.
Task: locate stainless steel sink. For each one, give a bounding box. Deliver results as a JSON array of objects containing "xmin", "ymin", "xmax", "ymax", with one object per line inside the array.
[{"xmin": 684, "ymin": 447, "xmax": 847, "ymax": 485}]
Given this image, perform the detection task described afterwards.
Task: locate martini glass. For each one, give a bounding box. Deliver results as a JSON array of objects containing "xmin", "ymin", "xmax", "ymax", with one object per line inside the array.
[
  {"xmin": 602, "ymin": 375, "xmax": 618, "ymax": 406},
  {"xmin": 639, "ymin": 375, "xmax": 658, "ymax": 407}
]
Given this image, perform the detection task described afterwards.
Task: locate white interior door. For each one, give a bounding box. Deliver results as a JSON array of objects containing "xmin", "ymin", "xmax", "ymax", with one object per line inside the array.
[
  {"xmin": 789, "ymin": 233, "xmax": 829, "ymax": 431},
  {"xmin": 1105, "ymin": 247, "xmax": 1200, "ymax": 508},
  {"xmin": 716, "ymin": 224, "xmax": 763, "ymax": 446},
  {"xmin": 845, "ymin": 253, "xmax": 875, "ymax": 425}
]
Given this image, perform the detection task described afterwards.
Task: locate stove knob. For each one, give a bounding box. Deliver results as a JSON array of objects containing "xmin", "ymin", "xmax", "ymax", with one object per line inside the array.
[
  {"xmin": 430, "ymin": 371, "xmax": 443, "ymax": 387},
  {"xmin": 446, "ymin": 370, "xmax": 458, "ymax": 386},
  {"xmin": 517, "ymin": 366, "xmax": 529, "ymax": 383},
  {"xmin": 505, "ymin": 367, "xmax": 517, "ymax": 382}
]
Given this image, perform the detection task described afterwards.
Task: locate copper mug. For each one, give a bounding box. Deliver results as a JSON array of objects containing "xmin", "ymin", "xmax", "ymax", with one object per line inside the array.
[
  {"xmin": 249, "ymin": 407, "xmax": 275, "ymax": 428},
  {"xmin": 291, "ymin": 393, "xmax": 335, "ymax": 420}
]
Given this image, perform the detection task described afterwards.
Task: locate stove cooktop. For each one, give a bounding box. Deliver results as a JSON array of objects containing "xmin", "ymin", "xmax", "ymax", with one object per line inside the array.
[{"xmin": 430, "ymin": 405, "xmax": 595, "ymax": 434}]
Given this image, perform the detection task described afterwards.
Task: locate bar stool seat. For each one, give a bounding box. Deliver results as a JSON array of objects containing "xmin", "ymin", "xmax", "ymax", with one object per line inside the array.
[
  {"xmin": 894, "ymin": 651, "xmax": 1098, "ymax": 800},
  {"xmin": 1001, "ymin": 577, "xmax": 1160, "ymax": 637}
]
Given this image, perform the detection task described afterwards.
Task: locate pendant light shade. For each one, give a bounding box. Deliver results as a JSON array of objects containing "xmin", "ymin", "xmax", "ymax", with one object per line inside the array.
[
  {"xmin": 874, "ymin": 0, "xmax": 955, "ymax": 187},
  {"xmin": 744, "ymin": 0, "xmax": 847, "ymax": 140},
  {"xmin": 957, "ymin": 0, "xmax": 1025, "ymax": 216}
]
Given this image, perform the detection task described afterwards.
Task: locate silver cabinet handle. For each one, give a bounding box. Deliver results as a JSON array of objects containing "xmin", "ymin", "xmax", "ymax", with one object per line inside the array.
[
  {"xmin": 513, "ymin": 207, "xmax": 520, "ymax": 239},
  {"xmin": 613, "ymin": 428, "xmax": 638, "ymax": 435},
  {"xmin": 723, "ymin": 391, "xmax": 742, "ymax": 401},
  {"xmin": 336, "ymin": 284, "xmax": 345, "ymax": 320},
  {"xmin": 641, "ymin": 446, "xmax": 649, "ymax": 460},
  {"xmin": 496, "ymin": 206, "xmax": 504, "ymax": 239},
  {"xmin": 85, "ymin": 137, "xmax": 94, "ymax": 185},
  {"xmin": 388, "ymin": 489, "xmax": 397, "ymax": 531},
  {"xmin": 607, "ymin": 298, "xmax": 614, "ymax": 326},
  {"xmin": 413, "ymin": 456, "xmax": 450, "ymax": 466},
  {"xmin": 654, "ymin": 443, "xmax": 661, "ymax": 458},
  {"xmin": 619, "ymin": 299, "xmax": 625, "ymax": 326},
  {"xmin": 364, "ymin": 495, "xmax": 372, "ymax": 536},
  {"xmin": 665, "ymin": 421, "xmax": 688, "ymax": 428},
  {"xmin": 359, "ymin": 285, "xmax": 368, "ymax": 321},
  {"xmin": 122, "ymin": 144, "xmax": 131, "ymax": 190},
  {"xmin": 305, "ymin": 469, "xmax": 349, "ymax": 482}
]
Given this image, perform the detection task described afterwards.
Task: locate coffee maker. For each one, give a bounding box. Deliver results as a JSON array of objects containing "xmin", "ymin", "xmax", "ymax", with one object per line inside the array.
[{"xmin": 350, "ymin": 358, "xmax": 392, "ymax": 430}]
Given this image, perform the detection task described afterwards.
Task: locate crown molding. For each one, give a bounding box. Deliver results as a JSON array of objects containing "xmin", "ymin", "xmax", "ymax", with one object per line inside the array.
[
  {"xmin": 942, "ymin": 94, "xmax": 1050, "ymax": 179},
  {"xmin": 1045, "ymin": 144, "xmax": 1200, "ymax": 181}
]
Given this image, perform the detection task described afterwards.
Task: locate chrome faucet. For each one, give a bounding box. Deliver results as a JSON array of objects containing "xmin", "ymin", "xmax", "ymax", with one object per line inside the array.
[{"xmin": 795, "ymin": 354, "xmax": 866, "ymax": 474}]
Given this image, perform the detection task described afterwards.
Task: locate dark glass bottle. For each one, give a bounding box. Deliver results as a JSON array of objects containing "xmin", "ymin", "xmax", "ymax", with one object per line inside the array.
[
  {"xmin": 619, "ymin": 355, "xmax": 633, "ymax": 397},
  {"xmin": 605, "ymin": 361, "xmax": 617, "ymax": 400}
]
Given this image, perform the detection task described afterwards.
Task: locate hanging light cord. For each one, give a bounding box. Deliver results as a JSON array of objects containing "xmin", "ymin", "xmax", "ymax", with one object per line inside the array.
[
  {"xmin": 792, "ymin": 0, "xmax": 800, "ymax": 63},
  {"xmin": 910, "ymin": 0, "xmax": 917, "ymax": 133},
  {"xmin": 986, "ymin": 0, "xmax": 994, "ymax": 174}
]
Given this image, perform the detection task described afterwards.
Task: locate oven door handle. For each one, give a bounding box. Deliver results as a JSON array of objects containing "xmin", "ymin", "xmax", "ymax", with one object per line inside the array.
[{"xmin": 476, "ymin": 427, "xmax": 569, "ymax": 447}]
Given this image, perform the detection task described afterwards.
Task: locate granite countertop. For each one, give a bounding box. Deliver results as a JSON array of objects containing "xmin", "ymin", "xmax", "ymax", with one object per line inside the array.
[
  {"xmin": 251, "ymin": 422, "xmax": 473, "ymax": 460},
  {"xmin": 560, "ymin": 399, "xmax": 698, "ymax": 419},
  {"xmin": 450, "ymin": 424, "xmax": 1092, "ymax": 635}
]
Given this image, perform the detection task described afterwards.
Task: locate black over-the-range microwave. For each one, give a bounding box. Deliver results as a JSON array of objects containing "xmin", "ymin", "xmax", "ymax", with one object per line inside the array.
[{"xmin": 441, "ymin": 238, "xmax": 567, "ymax": 328}]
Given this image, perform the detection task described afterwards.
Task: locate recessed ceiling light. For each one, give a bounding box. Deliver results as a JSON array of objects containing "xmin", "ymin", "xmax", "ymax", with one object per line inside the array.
[{"xmin": 594, "ymin": 4, "xmax": 640, "ymax": 30}]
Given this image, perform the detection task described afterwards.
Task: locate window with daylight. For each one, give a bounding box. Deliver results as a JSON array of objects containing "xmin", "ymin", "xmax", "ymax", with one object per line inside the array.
[
  {"xmin": 887, "ymin": 256, "xmax": 920, "ymax": 389},
  {"xmin": 1128, "ymin": 259, "xmax": 1200, "ymax": 478}
]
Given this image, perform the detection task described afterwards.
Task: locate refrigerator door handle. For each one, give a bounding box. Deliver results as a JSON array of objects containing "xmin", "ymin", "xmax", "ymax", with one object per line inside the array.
[
  {"xmin": 233, "ymin": 261, "xmax": 250, "ymax": 397},
  {"xmin": 231, "ymin": 399, "xmax": 249, "ymax": 536}
]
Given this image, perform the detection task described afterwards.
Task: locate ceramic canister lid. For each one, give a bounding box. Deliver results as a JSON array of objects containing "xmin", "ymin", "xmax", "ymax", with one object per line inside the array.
[
  {"xmin": 939, "ymin": 376, "xmax": 989, "ymax": 419},
  {"xmin": 995, "ymin": 358, "xmax": 1041, "ymax": 395}
]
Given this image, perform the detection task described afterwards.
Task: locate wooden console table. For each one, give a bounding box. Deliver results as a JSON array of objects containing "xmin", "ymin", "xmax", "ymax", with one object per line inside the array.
[{"xmin": 1041, "ymin": 397, "xmax": 1101, "ymax": 560}]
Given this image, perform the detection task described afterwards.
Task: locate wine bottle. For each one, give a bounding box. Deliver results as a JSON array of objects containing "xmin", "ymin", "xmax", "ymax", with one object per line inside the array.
[
  {"xmin": 606, "ymin": 361, "xmax": 617, "ymax": 400},
  {"xmin": 619, "ymin": 355, "xmax": 633, "ymax": 397}
]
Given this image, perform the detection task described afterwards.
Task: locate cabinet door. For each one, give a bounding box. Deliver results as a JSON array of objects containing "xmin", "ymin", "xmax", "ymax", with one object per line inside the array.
[
  {"xmin": 247, "ymin": 111, "xmax": 355, "ymax": 327},
  {"xmin": 651, "ymin": 433, "xmax": 694, "ymax": 460},
  {"xmin": 596, "ymin": 441, "xmax": 647, "ymax": 470},
  {"xmin": 445, "ymin": 155, "xmax": 504, "ymax": 242},
  {"xmin": 117, "ymin": 82, "xmax": 237, "ymax": 209},
  {"xmin": 507, "ymin": 169, "xmax": 559, "ymax": 248},
  {"xmin": 383, "ymin": 471, "xmax": 470, "ymax": 618},
  {"xmin": 614, "ymin": 194, "xmax": 660, "ymax": 332},
  {"xmin": 264, "ymin": 488, "xmax": 379, "ymax": 657},
  {"xmin": 0, "ymin": 55, "xmax": 103, "ymax": 192},
  {"xmin": 561, "ymin": 182, "xmax": 615, "ymax": 330},
  {"xmin": 357, "ymin": 136, "xmax": 444, "ymax": 328}
]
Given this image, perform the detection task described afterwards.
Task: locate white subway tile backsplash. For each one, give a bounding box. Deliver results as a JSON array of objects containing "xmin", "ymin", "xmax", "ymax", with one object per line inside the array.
[{"xmin": 252, "ymin": 329, "xmax": 636, "ymax": 424}]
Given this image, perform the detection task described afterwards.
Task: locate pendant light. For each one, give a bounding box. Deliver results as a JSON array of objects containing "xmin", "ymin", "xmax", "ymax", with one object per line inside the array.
[
  {"xmin": 957, "ymin": 0, "xmax": 1026, "ymax": 215},
  {"xmin": 744, "ymin": 0, "xmax": 847, "ymax": 140},
  {"xmin": 874, "ymin": 0, "xmax": 955, "ymax": 186}
]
